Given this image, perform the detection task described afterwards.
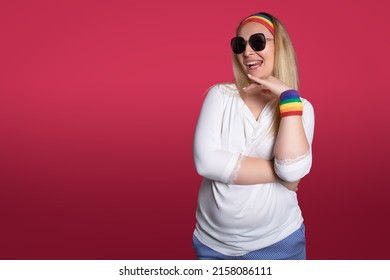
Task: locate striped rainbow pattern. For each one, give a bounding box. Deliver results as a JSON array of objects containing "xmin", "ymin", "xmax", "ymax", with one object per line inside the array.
[
  {"xmin": 239, "ymin": 13, "xmax": 275, "ymax": 35},
  {"xmin": 279, "ymin": 90, "xmax": 303, "ymax": 117}
]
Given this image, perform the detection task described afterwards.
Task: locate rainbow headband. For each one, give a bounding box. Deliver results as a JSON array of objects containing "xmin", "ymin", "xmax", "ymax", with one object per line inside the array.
[{"xmin": 238, "ymin": 13, "xmax": 275, "ymax": 35}]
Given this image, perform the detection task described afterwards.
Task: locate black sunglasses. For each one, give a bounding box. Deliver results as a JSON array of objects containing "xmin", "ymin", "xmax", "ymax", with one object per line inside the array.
[{"xmin": 231, "ymin": 33, "xmax": 273, "ymax": 54}]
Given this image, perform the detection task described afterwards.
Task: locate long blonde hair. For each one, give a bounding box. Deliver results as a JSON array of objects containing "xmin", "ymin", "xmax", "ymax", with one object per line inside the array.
[{"xmin": 232, "ymin": 13, "xmax": 299, "ymax": 136}]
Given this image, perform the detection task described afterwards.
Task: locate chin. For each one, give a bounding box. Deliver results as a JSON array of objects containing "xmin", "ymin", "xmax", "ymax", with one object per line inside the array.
[{"xmin": 249, "ymin": 71, "xmax": 266, "ymax": 78}]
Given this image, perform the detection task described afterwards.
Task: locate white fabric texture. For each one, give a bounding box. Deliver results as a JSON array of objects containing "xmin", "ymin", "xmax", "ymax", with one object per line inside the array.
[{"xmin": 193, "ymin": 83, "xmax": 315, "ymax": 256}]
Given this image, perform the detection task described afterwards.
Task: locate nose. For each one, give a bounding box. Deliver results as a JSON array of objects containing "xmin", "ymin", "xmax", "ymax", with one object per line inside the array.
[{"xmin": 243, "ymin": 41, "xmax": 254, "ymax": 56}]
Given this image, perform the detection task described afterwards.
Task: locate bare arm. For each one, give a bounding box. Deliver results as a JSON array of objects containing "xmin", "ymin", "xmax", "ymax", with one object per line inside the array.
[
  {"xmin": 233, "ymin": 157, "xmax": 277, "ymax": 185},
  {"xmin": 274, "ymin": 115, "xmax": 309, "ymax": 160},
  {"xmin": 246, "ymin": 75, "xmax": 314, "ymax": 182},
  {"xmin": 234, "ymin": 157, "xmax": 300, "ymax": 191}
]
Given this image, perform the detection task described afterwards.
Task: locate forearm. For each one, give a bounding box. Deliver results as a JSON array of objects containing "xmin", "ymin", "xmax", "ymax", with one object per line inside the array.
[
  {"xmin": 234, "ymin": 156, "xmax": 300, "ymax": 191},
  {"xmin": 274, "ymin": 116, "xmax": 309, "ymax": 160},
  {"xmin": 273, "ymin": 90, "xmax": 315, "ymax": 182},
  {"xmin": 234, "ymin": 156, "xmax": 277, "ymax": 185},
  {"xmin": 243, "ymin": 76, "xmax": 315, "ymax": 183},
  {"xmin": 273, "ymin": 108, "xmax": 315, "ymax": 182}
]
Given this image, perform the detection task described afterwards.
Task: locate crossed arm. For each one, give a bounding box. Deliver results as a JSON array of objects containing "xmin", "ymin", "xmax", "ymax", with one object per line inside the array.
[{"xmin": 193, "ymin": 80, "xmax": 314, "ymax": 190}]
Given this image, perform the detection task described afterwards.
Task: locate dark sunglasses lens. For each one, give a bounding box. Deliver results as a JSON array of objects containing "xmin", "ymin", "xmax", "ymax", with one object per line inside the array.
[
  {"xmin": 231, "ymin": 37, "xmax": 246, "ymax": 54},
  {"xmin": 249, "ymin": 33, "xmax": 266, "ymax": 51}
]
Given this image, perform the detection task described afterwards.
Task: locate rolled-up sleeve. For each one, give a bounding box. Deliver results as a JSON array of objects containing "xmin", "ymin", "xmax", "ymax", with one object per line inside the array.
[
  {"xmin": 274, "ymin": 99, "xmax": 315, "ymax": 182},
  {"xmin": 193, "ymin": 85, "xmax": 241, "ymax": 183}
]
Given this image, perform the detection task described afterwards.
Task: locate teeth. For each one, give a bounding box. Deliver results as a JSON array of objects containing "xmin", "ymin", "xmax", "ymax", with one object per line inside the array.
[{"xmin": 246, "ymin": 61, "xmax": 261, "ymax": 66}]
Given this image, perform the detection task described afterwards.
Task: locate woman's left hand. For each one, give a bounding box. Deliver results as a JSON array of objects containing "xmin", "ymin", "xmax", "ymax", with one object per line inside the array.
[{"xmin": 246, "ymin": 74, "xmax": 292, "ymax": 97}]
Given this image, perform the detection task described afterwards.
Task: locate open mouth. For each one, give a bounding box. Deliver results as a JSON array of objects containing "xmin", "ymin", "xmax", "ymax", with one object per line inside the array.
[{"xmin": 245, "ymin": 60, "xmax": 263, "ymax": 70}]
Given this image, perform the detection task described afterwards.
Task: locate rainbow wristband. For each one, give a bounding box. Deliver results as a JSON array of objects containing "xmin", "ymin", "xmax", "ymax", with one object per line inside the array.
[{"xmin": 279, "ymin": 90, "xmax": 303, "ymax": 117}]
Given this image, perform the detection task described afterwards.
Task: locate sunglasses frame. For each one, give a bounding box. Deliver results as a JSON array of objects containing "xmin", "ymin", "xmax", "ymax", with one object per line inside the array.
[{"xmin": 231, "ymin": 33, "xmax": 273, "ymax": 54}]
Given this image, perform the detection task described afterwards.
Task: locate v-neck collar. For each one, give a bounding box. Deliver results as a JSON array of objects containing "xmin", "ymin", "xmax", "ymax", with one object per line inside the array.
[{"xmin": 239, "ymin": 96, "xmax": 274, "ymax": 124}]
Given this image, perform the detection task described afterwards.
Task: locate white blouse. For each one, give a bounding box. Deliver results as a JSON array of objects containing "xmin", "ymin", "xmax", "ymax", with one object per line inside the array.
[{"xmin": 193, "ymin": 83, "xmax": 315, "ymax": 256}]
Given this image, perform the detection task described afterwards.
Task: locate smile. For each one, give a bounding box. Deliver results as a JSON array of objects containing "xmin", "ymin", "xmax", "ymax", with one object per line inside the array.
[{"xmin": 245, "ymin": 60, "xmax": 263, "ymax": 70}]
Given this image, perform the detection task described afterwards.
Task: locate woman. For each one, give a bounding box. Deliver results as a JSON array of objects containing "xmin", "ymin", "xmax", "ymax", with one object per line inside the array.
[{"xmin": 192, "ymin": 12, "xmax": 315, "ymax": 260}]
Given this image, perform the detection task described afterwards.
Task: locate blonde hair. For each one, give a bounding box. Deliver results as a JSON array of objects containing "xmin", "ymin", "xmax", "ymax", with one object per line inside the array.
[{"xmin": 232, "ymin": 13, "xmax": 299, "ymax": 136}]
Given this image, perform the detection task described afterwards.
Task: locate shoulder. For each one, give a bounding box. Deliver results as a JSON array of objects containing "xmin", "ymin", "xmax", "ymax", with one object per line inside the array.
[
  {"xmin": 199, "ymin": 83, "xmax": 240, "ymax": 112},
  {"xmin": 206, "ymin": 83, "xmax": 239, "ymax": 98}
]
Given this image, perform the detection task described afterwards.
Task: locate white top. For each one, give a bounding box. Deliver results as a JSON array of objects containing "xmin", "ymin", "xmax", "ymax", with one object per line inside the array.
[{"xmin": 193, "ymin": 83, "xmax": 315, "ymax": 256}]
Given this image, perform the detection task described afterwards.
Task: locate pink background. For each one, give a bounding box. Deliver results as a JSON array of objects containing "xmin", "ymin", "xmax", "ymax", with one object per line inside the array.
[{"xmin": 1, "ymin": 0, "xmax": 389, "ymax": 259}]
